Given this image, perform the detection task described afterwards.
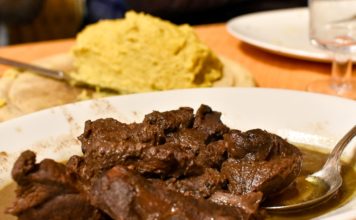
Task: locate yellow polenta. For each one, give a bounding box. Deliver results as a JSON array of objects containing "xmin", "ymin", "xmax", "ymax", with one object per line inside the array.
[{"xmin": 70, "ymin": 11, "xmax": 223, "ymax": 93}]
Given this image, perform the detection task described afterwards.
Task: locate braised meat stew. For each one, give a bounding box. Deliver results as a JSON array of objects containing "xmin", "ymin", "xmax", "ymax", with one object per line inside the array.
[{"xmin": 6, "ymin": 105, "xmax": 304, "ymax": 220}]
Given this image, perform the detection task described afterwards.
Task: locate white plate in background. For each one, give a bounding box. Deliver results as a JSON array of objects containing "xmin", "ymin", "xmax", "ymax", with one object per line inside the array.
[
  {"xmin": 227, "ymin": 8, "xmax": 356, "ymax": 62},
  {"xmin": 0, "ymin": 87, "xmax": 355, "ymax": 219}
]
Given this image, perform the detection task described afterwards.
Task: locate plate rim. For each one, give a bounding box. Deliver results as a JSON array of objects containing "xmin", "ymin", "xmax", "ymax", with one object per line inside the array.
[{"xmin": 226, "ymin": 7, "xmax": 345, "ymax": 63}]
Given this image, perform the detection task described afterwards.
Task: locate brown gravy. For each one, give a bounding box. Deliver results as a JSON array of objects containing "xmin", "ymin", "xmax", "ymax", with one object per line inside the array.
[
  {"xmin": 1, "ymin": 145, "xmax": 355, "ymax": 220},
  {"xmin": 266, "ymin": 145, "xmax": 356, "ymax": 220},
  {"xmin": 0, "ymin": 183, "xmax": 16, "ymax": 220}
]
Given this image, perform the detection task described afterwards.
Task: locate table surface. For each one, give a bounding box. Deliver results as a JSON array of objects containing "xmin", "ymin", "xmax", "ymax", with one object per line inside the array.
[{"xmin": 0, "ymin": 23, "xmax": 333, "ymax": 91}]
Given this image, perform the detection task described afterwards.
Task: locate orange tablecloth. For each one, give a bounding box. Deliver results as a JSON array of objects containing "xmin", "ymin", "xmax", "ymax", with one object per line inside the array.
[{"xmin": 0, "ymin": 23, "xmax": 332, "ymax": 91}]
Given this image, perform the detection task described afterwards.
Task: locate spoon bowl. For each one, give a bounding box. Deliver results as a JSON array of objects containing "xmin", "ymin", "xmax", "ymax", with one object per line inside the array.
[{"xmin": 264, "ymin": 125, "xmax": 356, "ymax": 213}]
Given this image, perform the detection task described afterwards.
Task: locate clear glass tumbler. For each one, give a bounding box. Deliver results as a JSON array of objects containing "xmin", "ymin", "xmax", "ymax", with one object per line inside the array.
[{"xmin": 308, "ymin": 0, "xmax": 356, "ymax": 99}]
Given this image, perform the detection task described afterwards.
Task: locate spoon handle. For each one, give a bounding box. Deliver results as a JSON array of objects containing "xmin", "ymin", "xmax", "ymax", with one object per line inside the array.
[
  {"xmin": 0, "ymin": 56, "xmax": 67, "ymax": 80},
  {"xmin": 323, "ymin": 125, "xmax": 356, "ymax": 170}
]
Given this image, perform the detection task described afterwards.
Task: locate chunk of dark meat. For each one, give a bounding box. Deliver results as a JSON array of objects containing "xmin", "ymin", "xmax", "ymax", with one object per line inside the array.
[
  {"xmin": 222, "ymin": 158, "xmax": 301, "ymax": 196},
  {"xmin": 76, "ymin": 105, "xmax": 230, "ymax": 182},
  {"xmin": 224, "ymin": 129, "xmax": 301, "ymax": 161},
  {"xmin": 222, "ymin": 129, "xmax": 302, "ymax": 196},
  {"xmin": 90, "ymin": 165, "xmax": 258, "ymax": 220},
  {"xmin": 77, "ymin": 107, "xmax": 195, "ymax": 180},
  {"xmin": 164, "ymin": 168, "xmax": 223, "ymax": 198},
  {"xmin": 195, "ymin": 140, "xmax": 228, "ymax": 168},
  {"xmin": 6, "ymin": 150, "xmax": 107, "ymax": 220},
  {"xmin": 209, "ymin": 191, "xmax": 263, "ymax": 217},
  {"xmin": 193, "ymin": 104, "xmax": 230, "ymax": 141}
]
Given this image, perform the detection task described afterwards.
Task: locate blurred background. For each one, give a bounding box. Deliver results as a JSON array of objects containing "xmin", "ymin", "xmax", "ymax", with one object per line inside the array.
[{"xmin": 0, "ymin": 0, "xmax": 307, "ymax": 45}]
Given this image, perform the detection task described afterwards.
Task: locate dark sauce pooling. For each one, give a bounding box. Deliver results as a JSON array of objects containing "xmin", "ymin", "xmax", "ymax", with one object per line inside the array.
[{"xmin": 265, "ymin": 145, "xmax": 356, "ymax": 220}]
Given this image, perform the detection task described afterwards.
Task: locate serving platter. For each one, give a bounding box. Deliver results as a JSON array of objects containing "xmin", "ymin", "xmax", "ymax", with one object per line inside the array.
[
  {"xmin": 227, "ymin": 7, "xmax": 356, "ymax": 62},
  {"xmin": 0, "ymin": 87, "xmax": 355, "ymax": 219}
]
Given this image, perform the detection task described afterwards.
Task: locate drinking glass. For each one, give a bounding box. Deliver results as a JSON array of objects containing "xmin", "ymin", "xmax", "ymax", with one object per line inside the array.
[{"xmin": 308, "ymin": 0, "xmax": 356, "ymax": 99}]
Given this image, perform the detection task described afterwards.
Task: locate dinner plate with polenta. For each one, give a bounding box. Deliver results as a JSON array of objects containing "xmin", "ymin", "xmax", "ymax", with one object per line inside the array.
[{"xmin": 0, "ymin": 11, "xmax": 254, "ymax": 121}]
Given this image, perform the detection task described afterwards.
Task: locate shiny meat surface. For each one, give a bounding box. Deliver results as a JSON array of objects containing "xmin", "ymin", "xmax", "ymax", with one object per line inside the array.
[
  {"xmin": 90, "ymin": 165, "xmax": 251, "ymax": 220},
  {"xmin": 6, "ymin": 151, "xmax": 107, "ymax": 220},
  {"xmin": 222, "ymin": 129, "xmax": 302, "ymax": 196}
]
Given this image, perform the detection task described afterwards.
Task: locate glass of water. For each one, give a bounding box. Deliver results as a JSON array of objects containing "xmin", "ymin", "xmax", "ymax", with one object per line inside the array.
[{"xmin": 308, "ymin": 0, "xmax": 356, "ymax": 99}]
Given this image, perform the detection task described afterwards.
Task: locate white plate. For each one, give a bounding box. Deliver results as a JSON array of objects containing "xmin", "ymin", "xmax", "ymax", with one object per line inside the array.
[
  {"xmin": 0, "ymin": 87, "xmax": 356, "ymax": 219},
  {"xmin": 227, "ymin": 8, "xmax": 355, "ymax": 62}
]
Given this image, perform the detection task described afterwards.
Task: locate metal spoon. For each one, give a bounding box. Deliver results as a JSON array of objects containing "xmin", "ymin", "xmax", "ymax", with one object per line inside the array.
[
  {"xmin": 0, "ymin": 56, "xmax": 70, "ymax": 81},
  {"xmin": 0, "ymin": 56, "xmax": 118, "ymax": 93},
  {"xmin": 264, "ymin": 125, "xmax": 356, "ymax": 213}
]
